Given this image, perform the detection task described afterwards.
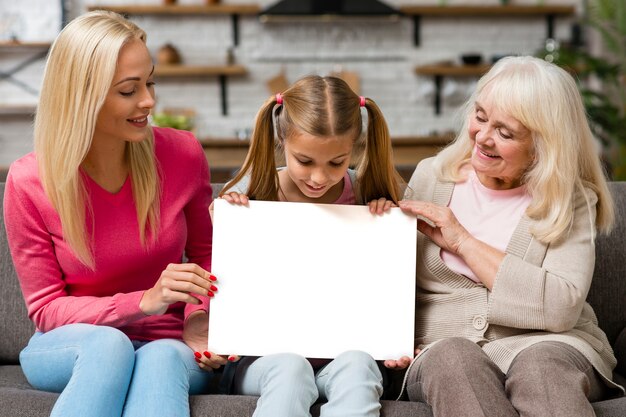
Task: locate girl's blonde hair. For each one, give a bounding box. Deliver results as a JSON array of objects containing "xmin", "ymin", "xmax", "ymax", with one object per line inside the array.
[
  {"xmin": 222, "ymin": 75, "xmax": 403, "ymax": 202},
  {"xmin": 434, "ymin": 55, "xmax": 614, "ymax": 243},
  {"xmin": 34, "ymin": 10, "xmax": 159, "ymax": 268}
]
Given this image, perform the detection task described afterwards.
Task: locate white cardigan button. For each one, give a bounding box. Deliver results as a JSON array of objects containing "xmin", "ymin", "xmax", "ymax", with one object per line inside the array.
[{"xmin": 473, "ymin": 315, "xmax": 487, "ymax": 330}]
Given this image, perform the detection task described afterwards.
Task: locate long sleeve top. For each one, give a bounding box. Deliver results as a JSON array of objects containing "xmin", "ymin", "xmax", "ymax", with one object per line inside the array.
[
  {"xmin": 405, "ymin": 157, "xmax": 622, "ymax": 392},
  {"xmin": 3, "ymin": 127, "xmax": 213, "ymax": 342}
]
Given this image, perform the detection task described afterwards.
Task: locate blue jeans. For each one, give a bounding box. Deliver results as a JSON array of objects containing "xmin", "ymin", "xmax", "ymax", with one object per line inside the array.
[
  {"xmin": 234, "ymin": 351, "xmax": 383, "ymax": 417},
  {"xmin": 19, "ymin": 323, "xmax": 216, "ymax": 417}
]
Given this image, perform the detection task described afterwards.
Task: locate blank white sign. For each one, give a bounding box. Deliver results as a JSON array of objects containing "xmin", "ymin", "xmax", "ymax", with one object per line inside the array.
[{"xmin": 209, "ymin": 199, "xmax": 417, "ymax": 360}]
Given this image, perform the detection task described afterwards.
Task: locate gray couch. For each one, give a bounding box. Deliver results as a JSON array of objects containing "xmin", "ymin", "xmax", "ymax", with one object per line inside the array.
[{"xmin": 1, "ymin": 181, "xmax": 625, "ymax": 417}]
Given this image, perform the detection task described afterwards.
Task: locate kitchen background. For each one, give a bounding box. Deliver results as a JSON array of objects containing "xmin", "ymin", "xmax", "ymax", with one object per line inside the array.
[{"xmin": 1, "ymin": 0, "xmax": 616, "ymax": 182}]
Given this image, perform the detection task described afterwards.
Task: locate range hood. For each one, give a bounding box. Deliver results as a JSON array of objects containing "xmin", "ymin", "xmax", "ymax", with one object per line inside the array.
[{"xmin": 259, "ymin": 0, "xmax": 401, "ymax": 21}]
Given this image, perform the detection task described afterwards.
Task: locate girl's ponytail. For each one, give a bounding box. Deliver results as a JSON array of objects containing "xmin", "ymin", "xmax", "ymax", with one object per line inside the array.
[
  {"xmin": 221, "ymin": 95, "xmax": 281, "ymax": 200},
  {"xmin": 357, "ymin": 98, "xmax": 403, "ymax": 203}
]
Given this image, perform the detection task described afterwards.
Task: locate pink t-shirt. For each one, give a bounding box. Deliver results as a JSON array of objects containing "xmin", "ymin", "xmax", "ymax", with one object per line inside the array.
[
  {"xmin": 333, "ymin": 171, "xmax": 356, "ymax": 205},
  {"xmin": 441, "ymin": 169, "xmax": 532, "ymax": 283},
  {"xmin": 4, "ymin": 127, "xmax": 213, "ymax": 341}
]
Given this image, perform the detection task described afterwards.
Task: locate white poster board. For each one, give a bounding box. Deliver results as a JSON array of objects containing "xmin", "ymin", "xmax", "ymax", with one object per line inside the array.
[{"xmin": 209, "ymin": 199, "xmax": 417, "ymax": 360}]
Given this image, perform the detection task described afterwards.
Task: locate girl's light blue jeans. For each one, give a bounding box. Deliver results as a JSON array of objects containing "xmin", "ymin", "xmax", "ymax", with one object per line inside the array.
[
  {"xmin": 234, "ymin": 350, "xmax": 383, "ymax": 417},
  {"xmin": 19, "ymin": 323, "xmax": 216, "ymax": 417}
]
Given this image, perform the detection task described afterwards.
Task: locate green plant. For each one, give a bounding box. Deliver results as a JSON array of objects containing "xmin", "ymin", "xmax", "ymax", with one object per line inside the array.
[
  {"xmin": 546, "ymin": 0, "xmax": 626, "ymax": 179},
  {"xmin": 151, "ymin": 112, "xmax": 194, "ymax": 131}
]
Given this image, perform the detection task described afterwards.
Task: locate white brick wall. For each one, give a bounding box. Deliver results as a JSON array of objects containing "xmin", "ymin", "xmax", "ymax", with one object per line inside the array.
[{"xmin": 0, "ymin": 0, "xmax": 583, "ymax": 166}]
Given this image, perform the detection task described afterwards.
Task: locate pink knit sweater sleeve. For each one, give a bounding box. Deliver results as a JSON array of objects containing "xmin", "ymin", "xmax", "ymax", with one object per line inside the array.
[
  {"xmin": 4, "ymin": 166, "xmax": 146, "ymax": 332},
  {"xmin": 179, "ymin": 134, "xmax": 213, "ymax": 320}
]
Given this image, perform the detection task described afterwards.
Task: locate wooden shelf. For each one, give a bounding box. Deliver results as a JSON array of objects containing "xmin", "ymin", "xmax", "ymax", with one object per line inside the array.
[
  {"xmin": 199, "ymin": 135, "xmax": 452, "ymax": 147},
  {"xmin": 87, "ymin": 4, "xmax": 260, "ymax": 15},
  {"xmin": 415, "ymin": 64, "xmax": 492, "ymax": 116},
  {"xmin": 0, "ymin": 41, "xmax": 51, "ymax": 49},
  {"xmin": 200, "ymin": 135, "xmax": 453, "ymax": 182},
  {"xmin": 155, "ymin": 64, "xmax": 247, "ymax": 78},
  {"xmin": 155, "ymin": 65, "xmax": 247, "ymax": 116},
  {"xmin": 415, "ymin": 64, "xmax": 491, "ymax": 77},
  {"xmin": 399, "ymin": 5, "xmax": 575, "ymax": 16},
  {"xmin": 88, "ymin": 4, "xmax": 259, "ymax": 46},
  {"xmin": 0, "ymin": 43, "xmax": 50, "ymax": 96},
  {"xmin": 0, "ymin": 105, "xmax": 36, "ymax": 116},
  {"xmin": 400, "ymin": 4, "xmax": 576, "ymax": 45}
]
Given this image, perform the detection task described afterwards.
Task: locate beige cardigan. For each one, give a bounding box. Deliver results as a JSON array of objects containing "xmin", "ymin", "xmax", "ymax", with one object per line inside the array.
[{"xmin": 405, "ymin": 158, "xmax": 622, "ymax": 392}]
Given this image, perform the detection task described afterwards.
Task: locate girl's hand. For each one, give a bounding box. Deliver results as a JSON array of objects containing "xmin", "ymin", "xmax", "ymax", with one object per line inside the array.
[
  {"xmin": 209, "ymin": 193, "xmax": 250, "ymax": 222},
  {"xmin": 398, "ymin": 200, "xmax": 471, "ymax": 255},
  {"xmin": 368, "ymin": 197, "xmax": 396, "ymax": 215},
  {"xmin": 140, "ymin": 263, "xmax": 217, "ymax": 316},
  {"xmin": 182, "ymin": 311, "xmax": 238, "ymax": 370},
  {"xmin": 384, "ymin": 349, "xmax": 421, "ymax": 370},
  {"xmin": 221, "ymin": 192, "xmax": 250, "ymax": 205}
]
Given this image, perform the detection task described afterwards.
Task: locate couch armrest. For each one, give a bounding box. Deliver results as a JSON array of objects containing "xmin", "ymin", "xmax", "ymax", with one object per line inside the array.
[{"xmin": 614, "ymin": 327, "xmax": 626, "ymax": 378}]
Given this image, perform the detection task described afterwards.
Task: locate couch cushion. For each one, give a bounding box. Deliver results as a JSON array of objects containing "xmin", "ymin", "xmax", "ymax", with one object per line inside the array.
[
  {"xmin": 614, "ymin": 328, "xmax": 626, "ymax": 378},
  {"xmin": 0, "ymin": 183, "xmax": 35, "ymax": 364},
  {"xmin": 587, "ymin": 182, "xmax": 626, "ymax": 345}
]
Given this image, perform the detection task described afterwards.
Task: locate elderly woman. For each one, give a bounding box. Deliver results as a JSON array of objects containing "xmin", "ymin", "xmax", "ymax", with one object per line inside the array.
[{"xmin": 387, "ymin": 56, "xmax": 624, "ymax": 416}]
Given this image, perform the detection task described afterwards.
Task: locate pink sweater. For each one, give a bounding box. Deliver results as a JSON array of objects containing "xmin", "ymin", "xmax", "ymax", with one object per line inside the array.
[
  {"xmin": 441, "ymin": 169, "xmax": 532, "ymax": 283},
  {"xmin": 3, "ymin": 127, "xmax": 213, "ymax": 341}
]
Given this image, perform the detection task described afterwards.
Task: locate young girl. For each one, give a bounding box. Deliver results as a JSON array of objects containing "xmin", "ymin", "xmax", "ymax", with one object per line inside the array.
[{"xmin": 202, "ymin": 75, "xmax": 403, "ymax": 417}]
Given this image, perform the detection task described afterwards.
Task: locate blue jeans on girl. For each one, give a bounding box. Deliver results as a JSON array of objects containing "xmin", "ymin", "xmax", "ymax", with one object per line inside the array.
[{"xmin": 234, "ymin": 350, "xmax": 383, "ymax": 417}]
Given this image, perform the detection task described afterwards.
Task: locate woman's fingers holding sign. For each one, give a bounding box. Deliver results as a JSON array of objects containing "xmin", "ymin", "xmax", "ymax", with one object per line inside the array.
[
  {"xmin": 398, "ymin": 200, "xmax": 471, "ymax": 255},
  {"xmin": 140, "ymin": 263, "xmax": 218, "ymax": 315}
]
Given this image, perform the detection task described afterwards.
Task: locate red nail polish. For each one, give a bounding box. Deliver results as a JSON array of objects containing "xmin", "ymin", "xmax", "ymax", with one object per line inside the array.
[
  {"xmin": 195, "ymin": 358, "xmax": 201, "ymax": 363},
  {"xmin": 208, "ymin": 291, "xmax": 214, "ymax": 297},
  {"xmin": 228, "ymin": 356, "xmax": 235, "ymax": 362},
  {"xmin": 210, "ymin": 285, "xmax": 218, "ymax": 292},
  {"xmin": 208, "ymin": 275, "xmax": 217, "ymax": 282},
  {"xmin": 203, "ymin": 351, "xmax": 211, "ymax": 358},
  {"xmin": 194, "ymin": 352, "xmax": 201, "ymax": 359}
]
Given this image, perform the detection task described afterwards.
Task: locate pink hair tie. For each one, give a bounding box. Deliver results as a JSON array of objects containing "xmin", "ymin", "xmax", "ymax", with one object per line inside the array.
[
  {"xmin": 276, "ymin": 93, "xmax": 283, "ymax": 105},
  {"xmin": 359, "ymin": 96, "xmax": 366, "ymax": 107}
]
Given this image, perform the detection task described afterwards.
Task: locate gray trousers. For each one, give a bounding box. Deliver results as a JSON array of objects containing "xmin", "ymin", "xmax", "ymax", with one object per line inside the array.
[{"xmin": 405, "ymin": 337, "xmax": 609, "ymax": 417}]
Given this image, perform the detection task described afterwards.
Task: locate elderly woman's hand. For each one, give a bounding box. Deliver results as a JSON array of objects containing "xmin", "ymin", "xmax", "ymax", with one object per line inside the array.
[{"xmin": 398, "ymin": 200, "xmax": 471, "ymax": 255}]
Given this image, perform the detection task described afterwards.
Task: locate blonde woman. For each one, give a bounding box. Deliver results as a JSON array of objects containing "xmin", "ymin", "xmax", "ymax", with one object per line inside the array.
[
  {"xmin": 3, "ymin": 11, "xmax": 231, "ymax": 417},
  {"xmin": 386, "ymin": 56, "xmax": 624, "ymax": 416}
]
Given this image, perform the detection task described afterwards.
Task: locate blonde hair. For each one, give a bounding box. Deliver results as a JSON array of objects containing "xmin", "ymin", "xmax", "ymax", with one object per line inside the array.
[
  {"xmin": 434, "ymin": 55, "xmax": 614, "ymax": 243},
  {"xmin": 34, "ymin": 10, "xmax": 159, "ymax": 268},
  {"xmin": 222, "ymin": 75, "xmax": 403, "ymax": 202}
]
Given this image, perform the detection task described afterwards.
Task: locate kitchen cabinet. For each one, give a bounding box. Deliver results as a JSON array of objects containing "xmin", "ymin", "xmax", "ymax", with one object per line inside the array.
[{"xmin": 200, "ymin": 135, "xmax": 453, "ymax": 183}]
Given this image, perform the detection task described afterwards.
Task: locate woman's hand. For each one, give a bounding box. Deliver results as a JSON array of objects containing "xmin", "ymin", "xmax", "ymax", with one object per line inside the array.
[
  {"xmin": 140, "ymin": 263, "xmax": 216, "ymax": 316},
  {"xmin": 384, "ymin": 348, "xmax": 421, "ymax": 369},
  {"xmin": 399, "ymin": 199, "xmax": 503, "ymax": 289},
  {"xmin": 183, "ymin": 311, "xmax": 240, "ymax": 370},
  {"xmin": 209, "ymin": 192, "xmax": 250, "ymax": 222},
  {"xmin": 398, "ymin": 200, "xmax": 471, "ymax": 255},
  {"xmin": 368, "ymin": 198, "xmax": 396, "ymax": 215}
]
